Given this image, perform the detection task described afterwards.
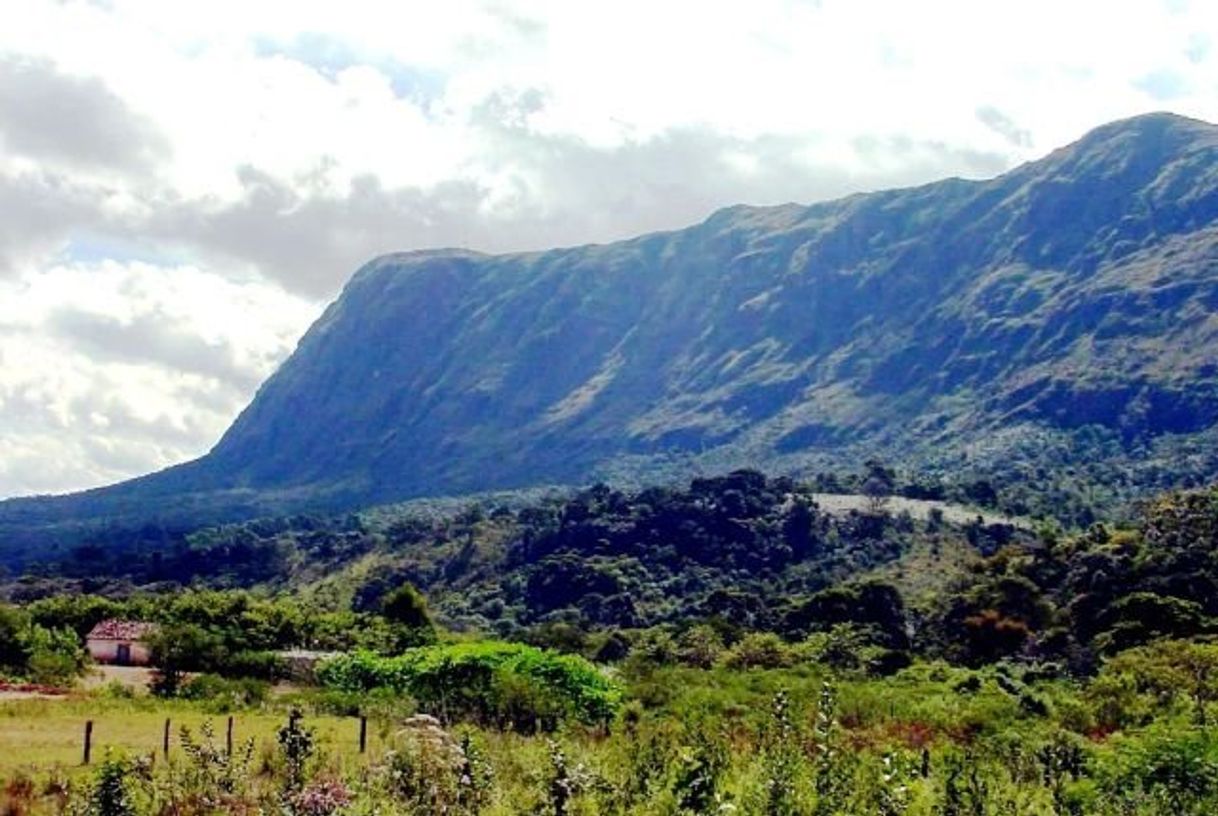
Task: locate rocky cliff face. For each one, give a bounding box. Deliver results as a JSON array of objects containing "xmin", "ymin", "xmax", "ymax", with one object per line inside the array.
[{"xmin": 5, "ymin": 112, "xmax": 1218, "ymax": 537}]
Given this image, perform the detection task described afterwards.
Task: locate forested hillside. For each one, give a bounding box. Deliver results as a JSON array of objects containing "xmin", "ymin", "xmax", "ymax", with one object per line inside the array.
[{"xmin": 7, "ymin": 469, "xmax": 1216, "ymax": 677}]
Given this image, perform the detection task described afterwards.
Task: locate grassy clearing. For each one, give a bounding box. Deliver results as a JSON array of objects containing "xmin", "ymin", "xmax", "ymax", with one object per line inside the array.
[
  {"xmin": 2, "ymin": 662, "xmax": 1218, "ymax": 814},
  {"xmin": 0, "ymin": 697, "xmax": 381, "ymax": 778},
  {"xmin": 808, "ymin": 493, "xmax": 1026, "ymax": 527}
]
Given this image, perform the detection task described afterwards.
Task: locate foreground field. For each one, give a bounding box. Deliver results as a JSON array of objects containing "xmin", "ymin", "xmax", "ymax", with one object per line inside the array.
[
  {"xmin": 0, "ymin": 697, "xmax": 381, "ymax": 778},
  {"xmin": 4, "ymin": 660, "xmax": 1218, "ymax": 815}
]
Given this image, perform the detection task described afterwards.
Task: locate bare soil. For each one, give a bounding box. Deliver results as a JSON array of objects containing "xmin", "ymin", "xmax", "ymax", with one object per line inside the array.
[
  {"xmin": 81, "ymin": 664, "xmax": 157, "ymax": 693},
  {"xmin": 810, "ymin": 493, "xmax": 1027, "ymax": 528}
]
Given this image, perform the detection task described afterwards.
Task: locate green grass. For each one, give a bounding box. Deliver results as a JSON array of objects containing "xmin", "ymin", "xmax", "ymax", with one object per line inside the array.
[
  {"xmin": 0, "ymin": 697, "xmax": 381, "ymax": 777},
  {"xmin": 5, "ymin": 661, "xmax": 1218, "ymax": 814}
]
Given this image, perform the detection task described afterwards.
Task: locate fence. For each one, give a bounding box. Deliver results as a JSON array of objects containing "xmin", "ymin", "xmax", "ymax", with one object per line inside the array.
[{"xmin": 80, "ymin": 715, "xmax": 371, "ymax": 765}]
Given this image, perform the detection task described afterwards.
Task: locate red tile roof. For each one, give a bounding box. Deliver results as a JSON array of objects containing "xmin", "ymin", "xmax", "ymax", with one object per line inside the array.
[{"xmin": 86, "ymin": 619, "xmax": 157, "ymax": 641}]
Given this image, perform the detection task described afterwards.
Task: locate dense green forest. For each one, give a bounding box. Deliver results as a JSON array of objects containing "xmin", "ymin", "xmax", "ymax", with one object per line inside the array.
[
  {"xmin": 5, "ymin": 470, "xmax": 1218, "ymax": 682},
  {"xmin": 5, "ymin": 467, "xmax": 1020, "ymax": 654}
]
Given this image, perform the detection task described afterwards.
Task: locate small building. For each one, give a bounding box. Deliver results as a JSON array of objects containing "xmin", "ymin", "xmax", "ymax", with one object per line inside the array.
[{"xmin": 85, "ymin": 619, "xmax": 157, "ymax": 666}]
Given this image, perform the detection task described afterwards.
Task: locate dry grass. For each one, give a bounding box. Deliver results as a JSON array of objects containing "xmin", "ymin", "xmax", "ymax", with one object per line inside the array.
[
  {"xmin": 79, "ymin": 665, "xmax": 157, "ymax": 692},
  {"xmin": 810, "ymin": 493, "xmax": 1028, "ymax": 528}
]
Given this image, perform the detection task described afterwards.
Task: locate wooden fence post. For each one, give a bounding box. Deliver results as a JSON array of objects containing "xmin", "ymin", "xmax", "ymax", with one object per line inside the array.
[
  {"xmin": 163, "ymin": 718, "xmax": 171, "ymax": 758},
  {"xmin": 83, "ymin": 720, "xmax": 94, "ymax": 765},
  {"xmin": 226, "ymin": 716, "xmax": 234, "ymax": 756},
  {"xmin": 359, "ymin": 716, "xmax": 368, "ymax": 754}
]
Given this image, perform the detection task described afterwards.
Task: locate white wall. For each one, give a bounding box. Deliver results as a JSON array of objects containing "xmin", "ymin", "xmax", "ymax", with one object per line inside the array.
[{"xmin": 86, "ymin": 639, "xmax": 152, "ymax": 666}]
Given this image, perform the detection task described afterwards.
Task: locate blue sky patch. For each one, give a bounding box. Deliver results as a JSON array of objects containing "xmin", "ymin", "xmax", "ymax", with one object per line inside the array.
[{"xmin": 251, "ymin": 33, "xmax": 447, "ymax": 107}]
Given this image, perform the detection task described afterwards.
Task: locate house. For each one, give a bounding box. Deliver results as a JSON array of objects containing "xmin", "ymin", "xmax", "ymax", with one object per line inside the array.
[{"xmin": 85, "ymin": 619, "xmax": 157, "ymax": 666}]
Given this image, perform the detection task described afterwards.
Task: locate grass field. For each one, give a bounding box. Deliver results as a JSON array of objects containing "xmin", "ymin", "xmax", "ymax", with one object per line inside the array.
[
  {"xmin": 0, "ymin": 697, "xmax": 385, "ymax": 778},
  {"xmin": 6, "ymin": 664, "xmax": 1218, "ymax": 814}
]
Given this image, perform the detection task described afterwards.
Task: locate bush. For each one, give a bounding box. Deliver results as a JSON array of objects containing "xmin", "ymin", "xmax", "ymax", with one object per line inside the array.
[
  {"xmin": 0, "ymin": 611, "xmax": 86, "ymax": 685},
  {"xmin": 799, "ymin": 624, "xmax": 908, "ymax": 676},
  {"xmin": 25, "ymin": 626, "xmax": 87, "ymax": 686},
  {"xmin": 317, "ymin": 641, "xmax": 622, "ymax": 729},
  {"xmin": 677, "ymin": 625, "xmax": 725, "ymax": 669},
  {"xmin": 722, "ymin": 633, "xmax": 795, "ymax": 670},
  {"xmin": 383, "ymin": 716, "xmax": 468, "ymax": 812},
  {"xmin": 1097, "ymin": 728, "xmax": 1218, "ymax": 812},
  {"xmin": 99, "ymin": 679, "xmax": 138, "ymax": 700},
  {"xmin": 179, "ymin": 674, "xmax": 270, "ymax": 709},
  {"xmin": 85, "ymin": 755, "xmax": 140, "ymax": 816},
  {"xmin": 223, "ymin": 650, "xmax": 286, "ymax": 681}
]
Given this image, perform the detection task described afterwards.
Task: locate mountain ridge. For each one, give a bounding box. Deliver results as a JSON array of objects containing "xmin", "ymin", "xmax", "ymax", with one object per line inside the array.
[{"xmin": 4, "ymin": 111, "xmax": 1218, "ymax": 548}]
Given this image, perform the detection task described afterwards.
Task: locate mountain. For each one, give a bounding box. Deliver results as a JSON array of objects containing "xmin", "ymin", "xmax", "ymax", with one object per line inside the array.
[{"xmin": 4, "ymin": 112, "xmax": 1218, "ymax": 551}]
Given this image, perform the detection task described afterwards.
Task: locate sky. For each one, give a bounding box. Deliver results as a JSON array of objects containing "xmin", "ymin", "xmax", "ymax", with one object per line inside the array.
[{"xmin": 0, "ymin": 0, "xmax": 1216, "ymax": 499}]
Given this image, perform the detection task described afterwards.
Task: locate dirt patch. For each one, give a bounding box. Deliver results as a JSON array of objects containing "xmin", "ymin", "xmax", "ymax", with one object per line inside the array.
[
  {"xmin": 0, "ymin": 681, "xmax": 70, "ymax": 700},
  {"xmin": 0, "ymin": 691, "xmax": 64, "ymax": 701},
  {"xmin": 811, "ymin": 493, "xmax": 1027, "ymax": 528},
  {"xmin": 82, "ymin": 665, "xmax": 157, "ymax": 693}
]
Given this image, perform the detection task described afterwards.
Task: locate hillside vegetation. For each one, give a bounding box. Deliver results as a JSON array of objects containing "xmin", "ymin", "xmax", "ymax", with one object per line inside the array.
[
  {"xmin": 7, "ymin": 471, "xmax": 1218, "ymax": 676},
  {"xmin": 3, "ymin": 477, "xmax": 1218, "ymax": 814},
  {"xmin": 4, "ymin": 113, "xmax": 1218, "ymax": 551}
]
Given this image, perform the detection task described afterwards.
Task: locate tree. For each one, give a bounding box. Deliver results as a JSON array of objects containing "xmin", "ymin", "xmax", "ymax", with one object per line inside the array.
[
  {"xmin": 958, "ymin": 609, "xmax": 1030, "ymax": 666},
  {"xmin": 1104, "ymin": 640, "xmax": 1218, "ymax": 725},
  {"xmin": 0, "ymin": 604, "xmax": 31, "ymax": 673},
  {"xmin": 862, "ymin": 473, "xmax": 893, "ymax": 516},
  {"xmin": 677, "ymin": 624, "xmax": 725, "ymax": 669},
  {"xmin": 147, "ymin": 623, "xmax": 221, "ymax": 696},
  {"xmin": 382, "ymin": 583, "xmax": 432, "ymax": 630},
  {"xmin": 1092, "ymin": 593, "xmax": 1208, "ymax": 655},
  {"xmin": 381, "ymin": 583, "xmax": 436, "ymax": 652},
  {"xmin": 965, "ymin": 479, "xmax": 999, "ymax": 507}
]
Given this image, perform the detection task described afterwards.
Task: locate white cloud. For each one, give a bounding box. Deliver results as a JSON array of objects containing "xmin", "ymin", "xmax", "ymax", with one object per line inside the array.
[
  {"xmin": 1, "ymin": 0, "xmax": 1217, "ymax": 496},
  {"xmin": 0, "ymin": 261, "xmax": 318, "ymax": 497}
]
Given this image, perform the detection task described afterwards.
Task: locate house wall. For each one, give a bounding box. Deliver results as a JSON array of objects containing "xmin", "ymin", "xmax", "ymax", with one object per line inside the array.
[{"xmin": 86, "ymin": 639, "xmax": 153, "ymax": 666}]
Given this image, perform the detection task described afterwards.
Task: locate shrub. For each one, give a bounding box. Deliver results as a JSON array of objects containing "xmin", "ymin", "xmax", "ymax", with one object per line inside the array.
[
  {"xmin": 722, "ymin": 633, "xmax": 794, "ymax": 670},
  {"xmin": 277, "ymin": 710, "xmax": 315, "ymax": 795},
  {"xmin": 1097, "ymin": 728, "xmax": 1218, "ymax": 812},
  {"xmin": 757, "ymin": 690, "xmax": 804, "ymax": 815},
  {"xmin": 384, "ymin": 715, "xmax": 468, "ymax": 813},
  {"xmin": 677, "ymin": 625, "xmax": 725, "ymax": 669},
  {"xmin": 545, "ymin": 740, "xmax": 598, "ymax": 816},
  {"xmin": 98, "ymin": 680, "xmax": 137, "ymax": 700},
  {"xmin": 25, "ymin": 626, "xmax": 87, "ymax": 685},
  {"xmin": 84, "ymin": 755, "xmax": 139, "ymax": 816},
  {"xmin": 174, "ymin": 720, "xmax": 257, "ymax": 808},
  {"xmin": 223, "ymin": 650, "xmax": 286, "ymax": 681},
  {"xmin": 287, "ymin": 779, "xmax": 351, "ymax": 816},
  {"xmin": 799, "ymin": 624, "xmax": 907, "ymax": 676},
  {"xmin": 317, "ymin": 641, "xmax": 622, "ymax": 729},
  {"xmin": 178, "ymin": 674, "xmax": 270, "ymax": 709}
]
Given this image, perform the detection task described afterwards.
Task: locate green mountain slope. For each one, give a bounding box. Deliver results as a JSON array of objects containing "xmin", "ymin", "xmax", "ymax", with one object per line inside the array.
[{"xmin": 3, "ymin": 112, "xmax": 1218, "ymax": 550}]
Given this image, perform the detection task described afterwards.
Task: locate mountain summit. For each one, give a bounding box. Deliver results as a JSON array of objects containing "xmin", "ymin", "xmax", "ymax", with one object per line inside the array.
[{"xmin": 5, "ymin": 112, "xmax": 1218, "ymax": 543}]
